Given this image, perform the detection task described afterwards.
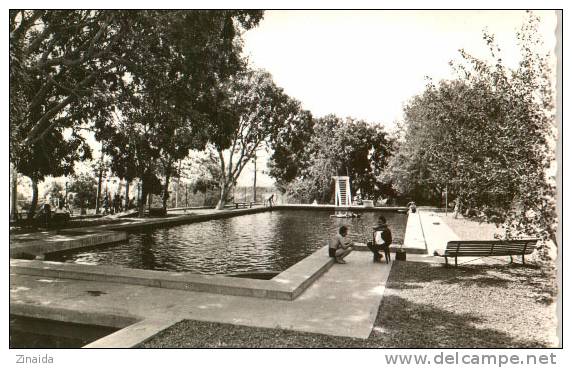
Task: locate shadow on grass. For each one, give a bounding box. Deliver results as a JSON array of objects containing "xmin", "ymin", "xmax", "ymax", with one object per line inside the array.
[
  {"xmin": 386, "ymin": 261, "xmax": 556, "ymax": 303},
  {"xmin": 373, "ymin": 294, "xmax": 547, "ymax": 348}
]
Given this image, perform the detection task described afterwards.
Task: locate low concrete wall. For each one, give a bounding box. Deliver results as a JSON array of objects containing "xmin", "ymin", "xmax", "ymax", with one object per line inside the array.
[
  {"xmin": 10, "ymin": 303, "xmax": 138, "ymax": 329},
  {"xmin": 98, "ymin": 207, "xmax": 269, "ymax": 232},
  {"xmin": 10, "ymin": 231, "xmax": 128, "ymax": 258},
  {"xmin": 83, "ymin": 318, "xmax": 182, "ymax": 348},
  {"xmin": 10, "ymin": 245, "xmax": 336, "ymax": 301},
  {"xmin": 274, "ymin": 204, "xmax": 407, "ymax": 212}
]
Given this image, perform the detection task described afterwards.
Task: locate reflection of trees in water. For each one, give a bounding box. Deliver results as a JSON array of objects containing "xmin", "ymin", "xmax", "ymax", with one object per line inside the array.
[
  {"xmin": 137, "ymin": 231, "xmax": 157, "ymax": 270},
  {"xmin": 266, "ymin": 210, "xmax": 342, "ymax": 269}
]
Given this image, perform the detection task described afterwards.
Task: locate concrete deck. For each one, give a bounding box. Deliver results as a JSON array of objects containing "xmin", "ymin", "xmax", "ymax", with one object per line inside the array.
[
  {"xmin": 418, "ymin": 210, "xmax": 459, "ymax": 255},
  {"xmin": 401, "ymin": 212, "xmax": 427, "ymax": 254},
  {"xmin": 11, "ymin": 250, "xmax": 393, "ymax": 346}
]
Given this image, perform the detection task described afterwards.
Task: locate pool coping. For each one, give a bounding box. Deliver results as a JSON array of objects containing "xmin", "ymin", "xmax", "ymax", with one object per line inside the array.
[
  {"xmin": 9, "ymin": 231, "xmax": 129, "ymax": 259},
  {"xmin": 10, "ymin": 302, "xmax": 167, "ymax": 348},
  {"xmin": 10, "ymin": 244, "xmax": 336, "ymax": 301}
]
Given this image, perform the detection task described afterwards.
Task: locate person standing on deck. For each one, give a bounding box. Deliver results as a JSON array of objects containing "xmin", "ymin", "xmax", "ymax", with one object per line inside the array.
[{"xmin": 265, "ymin": 193, "xmax": 275, "ymax": 208}]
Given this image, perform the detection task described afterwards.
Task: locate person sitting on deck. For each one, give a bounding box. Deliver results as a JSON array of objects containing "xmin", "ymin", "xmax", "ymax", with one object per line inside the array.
[
  {"xmin": 368, "ymin": 215, "xmax": 392, "ymax": 263},
  {"xmin": 329, "ymin": 225, "xmax": 354, "ymax": 264}
]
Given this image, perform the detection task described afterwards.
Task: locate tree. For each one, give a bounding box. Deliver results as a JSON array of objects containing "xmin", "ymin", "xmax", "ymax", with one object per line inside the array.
[
  {"xmin": 93, "ymin": 11, "xmax": 264, "ymax": 216},
  {"xmin": 9, "ymin": 10, "xmax": 128, "ymax": 155},
  {"xmin": 267, "ymin": 109, "xmax": 314, "ymax": 191},
  {"xmin": 272, "ymin": 114, "xmax": 394, "ymax": 204},
  {"xmin": 9, "ymin": 10, "xmax": 126, "ymax": 215},
  {"xmin": 15, "ymin": 128, "xmax": 92, "ymax": 217},
  {"xmin": 382, "ymin": 80, "xmax": 471, "ymax": 206},
  {"xmin": 209, "ymin": 69, "xmax": 304, "ymax": 210},
  {"xmin": 44, "ymin": 180, "xmax": 64, "ymax": 203},
  {"xmin": 387, "ymin": 12, "xmax": 556, "ymax": 243},
  {"xmin": 68, "ymin": 173, "xmax": 98, "ymax": 214}
]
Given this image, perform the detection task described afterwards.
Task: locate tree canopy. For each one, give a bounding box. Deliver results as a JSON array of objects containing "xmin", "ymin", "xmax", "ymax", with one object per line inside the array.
[
  {"xmin": 384, "ymin": 13, "xmax": 556, "ymax": 242},
  {"xmin": 209, "ymin": 68, "xmax": 305, "ymax": 209},
  {"xmin": 269, "ymin": 114, "xmax": 394, "ymax": 204}
]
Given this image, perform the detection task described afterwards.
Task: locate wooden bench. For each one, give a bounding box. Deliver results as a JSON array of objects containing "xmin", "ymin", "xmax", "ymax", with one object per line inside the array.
[{"xmin": 433, "ymin": 239, "xmax": 539, "ymax": 266}]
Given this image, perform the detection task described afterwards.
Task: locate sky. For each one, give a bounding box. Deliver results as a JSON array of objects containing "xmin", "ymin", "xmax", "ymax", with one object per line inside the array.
[
  {"xmin": 236, "ymin": 10, "xmax": 558, "ymax": 186},
  {"xmin": 15, "ymin": 10, "xmax": 559, "ymax": 191}
]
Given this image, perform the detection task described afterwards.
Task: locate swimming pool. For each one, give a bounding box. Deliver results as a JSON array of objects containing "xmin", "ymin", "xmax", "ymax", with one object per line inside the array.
[
  {"xmin": 47, "ymin": 210, "xmax": 407, "ymax": 275},
  {"xmin": 10, "ymin": 315, "xmax": 118, "ymax": 348}
]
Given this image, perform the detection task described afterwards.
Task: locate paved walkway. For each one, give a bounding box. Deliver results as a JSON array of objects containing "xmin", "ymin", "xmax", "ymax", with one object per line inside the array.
[
  {"xmin": 402, "ymin": 212, "xmax": 427, "ymax": 252},
  {"xmin": 418, "ymin": 210, "xmax": 459, "ymax": 255},
  {"xmin": 415, "ymin": 209, "xmax": 495, "ymax": 266},
  {"xmin": 10, "ymin": 250, "xmax": 392, "ymax": 346}
]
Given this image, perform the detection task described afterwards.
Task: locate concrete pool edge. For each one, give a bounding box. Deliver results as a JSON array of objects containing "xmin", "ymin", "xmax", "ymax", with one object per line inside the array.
[
  {"xmin": 83, "ymin": 318, "xmax": 184, "ymax": 348},
  {"xmin": 10, "ymin": 245, "xmax": 336, "ymax": 301},
  {"xmin": 10, "ymin": 302, "xmax": 139, "ymax": 329},
  {"xmin": 10, "ymin": 302, "xmax": 174, "ymax": 348},
  {"xmin": 9, "ymin": 231, "xmax": 129, "ymax": 259}
]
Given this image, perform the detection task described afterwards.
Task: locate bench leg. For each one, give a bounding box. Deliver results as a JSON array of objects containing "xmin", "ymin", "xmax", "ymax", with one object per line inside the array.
[
  {"xmin": 522, "ymin": 254, "xmax": 526, "ymax": 265},
  {"xmin": 444, "ymin": 256, "xmax": 449, "ymax": 267},
  {"xmin": 510, "ymin": 255, "xmax": 513, "ymax": 264},
  {"xmin": 455, "ymin": 256, "xmax": 458, "ymax": 267}
]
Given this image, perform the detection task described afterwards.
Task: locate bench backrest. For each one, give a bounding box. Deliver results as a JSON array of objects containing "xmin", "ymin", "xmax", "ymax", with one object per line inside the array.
[{"xmin": 444, "ymin": 239, "xmax": 538, "ymax": 256}]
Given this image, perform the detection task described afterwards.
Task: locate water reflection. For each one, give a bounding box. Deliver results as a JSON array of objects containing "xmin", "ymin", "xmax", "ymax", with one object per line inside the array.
[{"xmin": 49, "ymin": 210, "xmax": 407, "ymax": 275}]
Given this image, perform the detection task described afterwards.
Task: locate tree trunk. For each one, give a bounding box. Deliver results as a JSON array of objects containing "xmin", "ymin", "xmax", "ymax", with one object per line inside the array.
[
  {"xmin": 162, "ymin": 173, "xmax": 171, "ymax": 210},
  {"xmin": 124, "ymin": 179, "xmax": 130, "ymax": 209},
  {"xmin": 216, "ymin": 183, "xmax": 230, "ymax": 210},
  {"xmin": 138, "ymin": 183, "xmax": 147, "ymax": 218},
  {"xmin": 453, "ymin": 197, "xmax": 461, "ymax": 219},
  {"xmin": 28, "ymin": 177, "xmax": 39, "ymax": 218},
  {"xmin": 176, "ymin": 160, "xmax": 181, "ymax": 207},
  {"xmin": 95, "ymin": 168, "xmax": 103, "ymax": 214},
  {"xmin": 10, "ymin": 166, "xmax": 18, "ymax": 221},
  {"xmin": 253, "ymin": 153, "xmax": 257, "ymax": 203}
]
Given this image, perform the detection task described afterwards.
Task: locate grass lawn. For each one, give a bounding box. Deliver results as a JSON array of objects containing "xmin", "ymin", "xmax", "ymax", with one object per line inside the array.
[
  {"xmin": 140, "ymin": 259, "xmax": 558, "ymax": 348},
  {"xmin": 437, "ymin": 212, "xmax": 500, "ymax": 240}
]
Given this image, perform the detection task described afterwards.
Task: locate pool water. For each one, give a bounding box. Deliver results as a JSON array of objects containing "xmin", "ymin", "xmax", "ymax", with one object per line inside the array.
[
  {"xmin": 47, "ymin": 210, "xmax": 407, "ymax": 275},
  {"xmin": 10, "ymin": 315, "xmax": 118, "ymax": 348}
]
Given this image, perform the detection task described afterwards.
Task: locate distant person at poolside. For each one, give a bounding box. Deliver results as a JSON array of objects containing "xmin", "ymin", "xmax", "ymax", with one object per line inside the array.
[
  {"xmin": 368, "ymin": 215, "xmax": 392, "ymax": 263},
  {"xmin": 35, "ymin": 203, "xmax": 52, "ymax": 228},
  {"xmin": 102, "ymin": 194, "xmax": 110, "ymax": 215},
  {"xmin": 407, "ymin": 201, "xmax": 417, "ymax": 214},
  {"xmin": 265, "ymin": 193, "xmax": 275, "ymax": 208},
  {"xmin": 58, "ymin": 192, "xmax": 65, "ymax": 210},
  {"xmin": 114, "ymin": 193, "xmax": 121, "ymax": 213},
  {"xmin": 329, "ymin": 225, "xmax": 354, "ymax": 264}
]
